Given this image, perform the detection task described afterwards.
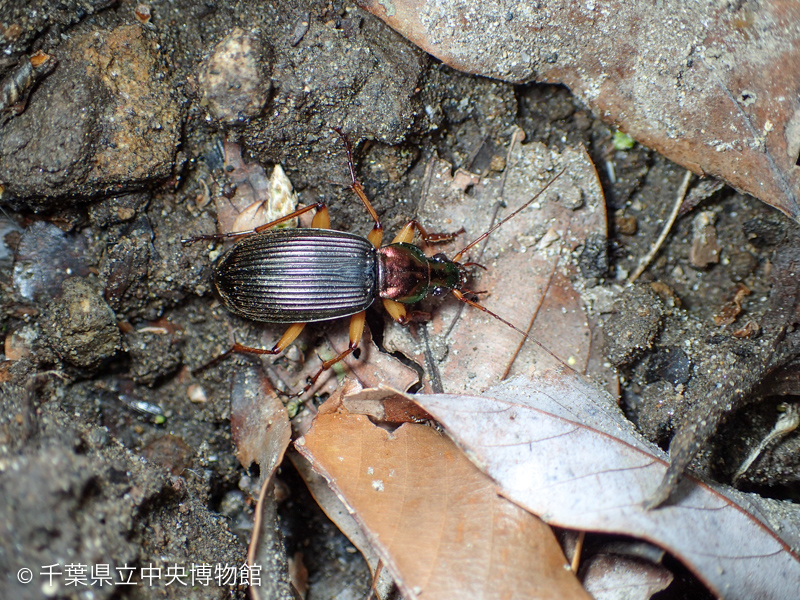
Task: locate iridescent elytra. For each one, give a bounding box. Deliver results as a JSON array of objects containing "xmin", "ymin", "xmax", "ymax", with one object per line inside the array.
[{"xmin": 184, "ymin": 129, "xmax": 564, "ymax": 395}]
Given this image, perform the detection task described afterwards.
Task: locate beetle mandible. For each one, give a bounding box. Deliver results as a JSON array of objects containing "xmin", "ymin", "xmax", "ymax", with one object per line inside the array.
[{"xmin": 184, "ymin": 129, "xmax": 564, "ymax": 396}]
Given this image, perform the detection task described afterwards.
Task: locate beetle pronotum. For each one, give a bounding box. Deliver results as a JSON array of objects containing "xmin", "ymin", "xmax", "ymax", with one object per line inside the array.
[{"xmin": 184, "ymin": 129, "xmax": 564, "ymax": 396}]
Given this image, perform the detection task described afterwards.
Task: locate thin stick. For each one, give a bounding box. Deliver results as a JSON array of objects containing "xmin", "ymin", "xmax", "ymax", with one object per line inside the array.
[
  {"xmin": 365, "ymin": 560, "xmax": 384, "ymax": 600},
  {"xmin": 571, "ymin": 530, "xmax": 586, "ymax": 574},
  {"xmin": 733, "ymin": 403, "xmax": 799, "ymax": 483},
  {"xmin": 247, "ymin": 476, "xmax": 271, "ymax": 600},
  {"xmin": 627, "ymin": 169, "xmax": 693, "ymax": 284}
]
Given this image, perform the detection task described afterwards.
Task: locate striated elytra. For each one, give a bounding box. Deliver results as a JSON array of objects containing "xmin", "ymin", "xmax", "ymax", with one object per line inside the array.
[{"xmin": 213, "ymin": 227, "xmax": 467, "ymax": 324}]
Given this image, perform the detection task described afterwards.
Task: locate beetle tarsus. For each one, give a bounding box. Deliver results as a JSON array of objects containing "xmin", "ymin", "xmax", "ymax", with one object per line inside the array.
[
  {"xmin": 193, "ymin": 340, "xmax": 285, "ymax": 376},
  {"xmin": 192, "ymin": 347, "xmax": 235, "ymax": 376}
]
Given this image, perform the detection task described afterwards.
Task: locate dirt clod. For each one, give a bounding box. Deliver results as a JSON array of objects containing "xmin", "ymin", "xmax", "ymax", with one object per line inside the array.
[
  {"xmin": 603, "ymin": 285, "xmax": 665, "ymax": 367},
  {"xmin": 0, "ymin": 24, "xmax": 182, "ymax": 208},
  {"xmin": 42, "ymin": 277, "xmax": 121, "ymax": 369},
  {"xmin": 124, "ymin": 328, "xmax": 183, "ymax": 385},
  {"xmin": 198, "ymin": 27, "xmax": 272, "ymax": 125}
]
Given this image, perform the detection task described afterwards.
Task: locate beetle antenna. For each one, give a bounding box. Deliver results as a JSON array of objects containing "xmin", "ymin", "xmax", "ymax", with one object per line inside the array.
[
  {"xmin": 453, "ymin": 167, "xmax": 566, "ymax": 263},
  {"xmin": 452, "ymin": 288, "xmax": 569, "ymax": 370},
  {"xmin": 452, "ymin": 290, "xmax": 529, "ymax": 339},
  {"xmin": 331, "ymin": 126, "xmax": 358, "ymax": 185},
  {"xmin": 460, "ymin": 261, "xmax": 487, "ymax": 270}
]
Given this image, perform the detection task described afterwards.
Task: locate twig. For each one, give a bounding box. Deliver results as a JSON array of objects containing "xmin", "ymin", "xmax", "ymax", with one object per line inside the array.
[
  {"xmin": 733, "ymin": 403, "xmax": 800, "ymax": 483},
  {"xmin": 247, "ymin": 477, "xmax": 271, "ymax": 600},
  {"xmin": 627, "ymin": 169, "xmax": 693, "ymax": 284},
  {"xmin": 570, "ymin": 530, "xmax": 586, "ymax": 574}
]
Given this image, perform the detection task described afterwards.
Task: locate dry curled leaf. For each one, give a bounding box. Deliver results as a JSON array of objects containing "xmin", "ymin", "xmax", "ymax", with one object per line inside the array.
[
  {"xmin": 215, "ymin": 141, "xmax": 299, "ymax": 235},
  {"xmin": 229, "ymin": 363, "xmax": 290, "ymax": 476},
  {"xmin": 228, "ymin": 364, "xmax": 294, "ymax": 600},
  {"xmin": 327, "ymin": 320, "xmax": 420, "ymax": 394}
]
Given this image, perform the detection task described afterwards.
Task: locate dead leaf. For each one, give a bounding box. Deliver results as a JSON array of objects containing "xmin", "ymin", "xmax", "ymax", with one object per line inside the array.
[
  {"xmin": 290, "ymin": 448, "xmax": 396, "ymax": 599},
  {"xmin": 384, "ymin": 141, "xmax": 612, "ymax": 396},
  {"xmin": 411, "ymin": 374, "xmax": 800, "ymax": 600},
  {"xmin": 581, "ymin": 553, "xmax": 673, "ymax": 600},
  {"xmin": 359, "ymin": 0, "xmax": 800, "ymax": 222},
  {"xmin": 215, "ymin": 141, "xmax": 299, "ymax": 234},
  {"xmin": 230, "ymin": 363, "xmax": 290, "ymax": 477},
  {"xmin": 341, "ymin": 386, "xmax": 434, "ymax": 424},
  {"xmin": 228, "ymin": 364, "xmax": 295, "ymax": 600},
  {"xmin": 328, "ymin": 320, "xmax": 421, "ymax": 393},
  {"xmin": 289, "ymin": 382, "xmax": 399, "ymax": 597},
  {"xmin": 295, "ymin": 398, "xmax": 591, "ymax": 600}
]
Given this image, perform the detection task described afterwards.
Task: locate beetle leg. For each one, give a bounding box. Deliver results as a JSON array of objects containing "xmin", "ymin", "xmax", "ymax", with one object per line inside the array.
[
  {"xmin": 298, "ymin": 311, "xmax": 367, "ymax": 394},
  {"xmin": 332, "ymin": 127, "xmax": 384, "ymax": 249},
  {"xmin": 193, "ymin": 323, "xmax": 306, "ymax": 375},
  {"xmin": 382, "ymin": 298, "xmax": 408, "ymax": 324},
  {"xmin": 181, "ymin": 203, "xmax": 326, "ymax": 244},
  {"xmin": 391, "ymin": 222, "xmax": 416, "ymax": 245},
  {"xmin": 352, "ymin": 180, "xmax": 383, "ymax": 248},
  {"xmin": 410, "ymin": 221, "xmax": 466, "ymax": 243},
  {"xmin": 366, "ymin": 224, "xmax": 383, "ymax": 249},
  {"xmin": 391, "ymin": 220, "xmax": 465, "ymax": 245},
  {"xmin": 311, "ymin": 204, "xmax": 331, "ymax": 229},
  {"xmin": 250, "ymin": 204, "xmax": 323, "ymax": 233},
  {"xmin": 242, "ymin": 322, "xmax": 306, "ymax": 353}
]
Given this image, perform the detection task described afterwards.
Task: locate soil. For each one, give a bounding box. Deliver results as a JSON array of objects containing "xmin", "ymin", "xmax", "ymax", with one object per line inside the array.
[{"xmin": 1, "ymin": 1, "xmax": 797, "ymax": 599}]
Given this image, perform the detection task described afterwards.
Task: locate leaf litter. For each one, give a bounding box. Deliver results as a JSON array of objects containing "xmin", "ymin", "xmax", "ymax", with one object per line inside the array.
[
  {"xmin": 289, "ymin": 137, "xmax": 626, "ymax": 597},
  {"xmin": 228, "ymin": 363, "xmax": 295, "ymax": 600},
  {"xmin": 359, "ymin": 0, "xmax": 800, "ymax": 223},
  {"xmin": 251, "ymin": 134, "xmax": 609, "ymax": 398},
  {"xmin": 214, "ymin": 140, "xmax": 299, "ymax": 235},
  {"xmin": 229, "ymin": 133, "xmax": 800, "ymax": 597},
  {"xmin": 295, "ymin": 383, "xmax": 591, "ymax": 600},
  {"xmin": 410, "ymin": 372, "xmax": 800, "ymax": 600}
]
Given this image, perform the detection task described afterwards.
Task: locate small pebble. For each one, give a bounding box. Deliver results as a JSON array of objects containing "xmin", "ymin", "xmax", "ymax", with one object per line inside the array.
[
  {"xmin": 615, "ymin": 213, "xmax": 638, "ymax": 235},
  {"xmin": 187, "ymin": 383, "xmax": 207, "ymax": 403}
]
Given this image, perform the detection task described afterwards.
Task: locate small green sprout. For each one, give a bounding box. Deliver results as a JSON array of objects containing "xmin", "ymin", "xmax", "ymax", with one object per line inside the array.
[{"xmin": 612, "ymin": 131, "xmax": 635, "ymax": 150}]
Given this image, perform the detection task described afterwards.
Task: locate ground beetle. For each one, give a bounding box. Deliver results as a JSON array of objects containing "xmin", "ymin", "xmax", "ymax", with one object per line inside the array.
[{"xmin": 184, "ymin": 129, "xmax": 564, "ymax": 395}]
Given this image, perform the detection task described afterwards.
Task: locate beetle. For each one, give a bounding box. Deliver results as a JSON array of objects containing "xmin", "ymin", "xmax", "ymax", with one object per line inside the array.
[{"xmin": 184, "ymin": 129, "xmax": 564, "ymax": 395}]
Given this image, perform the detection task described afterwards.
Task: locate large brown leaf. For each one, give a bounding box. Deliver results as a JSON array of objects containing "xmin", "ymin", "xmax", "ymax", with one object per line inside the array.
[
  {"xmin": 360, "ymin": 0, "xmax": 800, "ymax": 222},
  {"xmin": 295, "ymin": 395, "xmax": 591, "ymax": 600}
]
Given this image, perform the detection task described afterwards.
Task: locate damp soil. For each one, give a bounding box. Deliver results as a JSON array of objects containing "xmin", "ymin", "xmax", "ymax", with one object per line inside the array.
[{"xmin": 1, "ymin": 1, "xmax": 797, "ymax": 599}]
